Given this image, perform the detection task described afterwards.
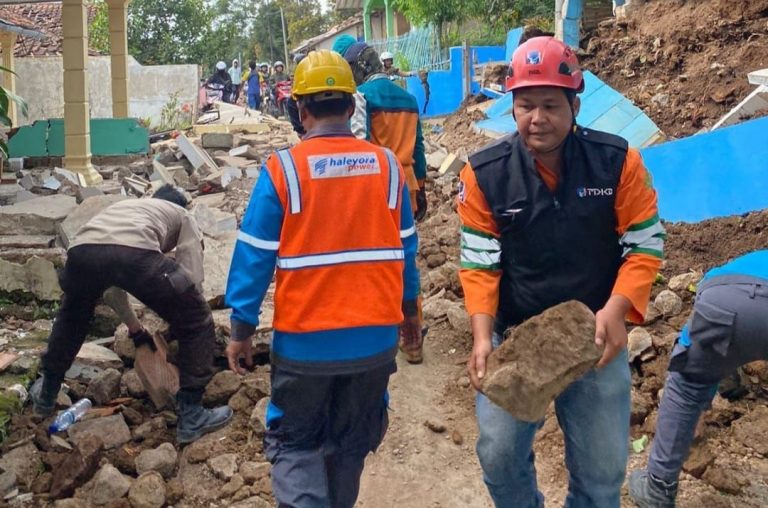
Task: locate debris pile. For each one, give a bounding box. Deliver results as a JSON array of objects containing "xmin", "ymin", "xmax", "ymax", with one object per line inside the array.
[
  {"xmin": 0, "ymin": 109, "xmax": 295, "ymax": 506},
  {"xmin": 580, "ymin": 0, "xmax": 768, "ymax": 137}
]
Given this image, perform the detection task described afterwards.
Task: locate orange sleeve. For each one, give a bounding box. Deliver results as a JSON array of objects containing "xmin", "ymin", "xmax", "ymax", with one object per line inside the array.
[
  {"xmin": 457, "ymin": 163, "xmax": 502, "ymax": 316},
  {"xmin": 612, "ymin": 149, "xmax": 666, "ymax": 323}
]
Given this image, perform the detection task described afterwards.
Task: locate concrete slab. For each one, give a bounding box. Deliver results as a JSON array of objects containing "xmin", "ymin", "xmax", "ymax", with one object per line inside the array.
[
  {"xmin": 0, "ymin": 195, "xmax": 77, "ymax": 235},
  {"xmin": 0, "ymin": 235, "xmax": 55, "ymax": 249},
  {"xmin": 748, "ymin": 68, "xmax": 768, "ymax": 86},
  {"xmin": 176, "ymin": 134, "xmax": 219, "ymax": 172},
  {"xmin": 710, "ymin": 85, "xmax": 768, "ymax": 130},
  {"xmin": 193, "ymin": 123, "xmax": 270, "ymax": 135},
  {"xmin": 0, "ymin": 255, "xmax": 62, "ymax": 300}
]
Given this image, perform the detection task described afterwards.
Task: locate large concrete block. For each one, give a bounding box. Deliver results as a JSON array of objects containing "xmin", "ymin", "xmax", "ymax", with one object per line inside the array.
[
  {"xmin": 57, "ymin": 194, "xmax": 129, "ymax": 248},
  {"xmin": 0, "ymin": 194, "xmax": 76, "ymax": 235},
  {"xmin": 480, "ymin": 300, "xmax": 601, "ymax": 422},
  {"xmin": 0, "ymin": 255, "xmax": 62, "ymax": 300}
]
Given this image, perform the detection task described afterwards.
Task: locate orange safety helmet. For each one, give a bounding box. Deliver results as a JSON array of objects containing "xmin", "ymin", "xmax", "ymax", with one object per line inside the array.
[{"xmin": 505, "ymin": 36, "xmax": 584, "ymax": 93}]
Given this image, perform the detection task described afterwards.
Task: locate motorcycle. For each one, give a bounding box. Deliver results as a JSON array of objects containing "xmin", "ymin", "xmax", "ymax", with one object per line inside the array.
[
  {"xmin": 260, "ymin": 81, "xmax": 279, "ymax": 117},
  {"xmin": 198, "ymin": 81, "xmax": 226, "ymax": 112},
  {"xmin": 275, "ymin": 80, "xmax": 293, "ymax": 118}
]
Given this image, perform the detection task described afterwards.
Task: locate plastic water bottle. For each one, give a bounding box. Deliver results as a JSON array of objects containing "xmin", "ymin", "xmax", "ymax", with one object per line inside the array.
[{"xmin": 48, "ymin": 398, "xmax": 92, "ymax": 434}]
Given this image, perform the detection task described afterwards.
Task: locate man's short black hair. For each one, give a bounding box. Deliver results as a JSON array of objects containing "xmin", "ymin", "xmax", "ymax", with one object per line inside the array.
[
  {"xmin": 153, "ymin": 184, "xmax": 189, "ymax": 208},
  {"xmin": 249, "ymin": 60, "xmax": 256, "ymax": 70},
  {"xmin": 300, "ymin": 94, "xmax": 355, "ymax": 120}
]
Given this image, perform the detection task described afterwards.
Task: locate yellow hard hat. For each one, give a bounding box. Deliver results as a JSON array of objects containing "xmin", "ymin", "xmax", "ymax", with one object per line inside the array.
[{"xmin": 292, "ymin": 49, "xmax": 356, "ymax": 99}]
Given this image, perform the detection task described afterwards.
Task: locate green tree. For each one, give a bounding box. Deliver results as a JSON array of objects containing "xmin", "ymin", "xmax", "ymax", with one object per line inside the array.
[
  {"xmin": 470, "ymin": 0, "xmax": 555, "ymax": 32},
  {"xmin": 88, "ymin": 0, "xmax": 111, "ymax": 54},
  {"xmin": 127, "ymin": 0, "xmax": 215, "ymax": 66},
  {"xmin": 392, "ymin": 0, "xmax": 474, "ymax": 45}
]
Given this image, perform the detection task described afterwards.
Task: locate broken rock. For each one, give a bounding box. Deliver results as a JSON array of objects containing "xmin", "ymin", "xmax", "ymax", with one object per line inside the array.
[
  {"xmin": 74, "ymin": 342, "xmax": 123, "ymax": 370},
  {"xmin": 121, "ymin": 369, "xmax": 147, "ymax": 398},
  {"xmin": 50, "ymin": 435, "xmax": 104, "ymax": 498},
  {"xmin": 628, "ymin": 327, "xmax": 653, "ymax": 362},
  {"xmin": 202, "ymin": 132, "xmax": 234, "ymax": 149},
  {"xmin": 135, "ymin": 442, "xmax": 178, "ymax": 479},
  {"xmin": 668, "ymin": 271, "xmax": 701, "ymax": 292},
  {"xmin": 128, "ymin": 472, "xmax": 166, "ymax": 508},
  {"xmin": 84, "ymin": 367, "xmax": 122, "ymax": 405},
  {"xmin": 654, "ymin": 289, "xmax": 684, "ymax": 316},
  {"xmin": 68, "ymin": 414, "xmax": 131, "ymax": 450},
  {"xmin": 0, "ymin": 443, "xmax": 42, "ymax": 490},
  {"xmin": 0, "ymin": 255, "xmax": 62, "ymax": 300},
  {"xmin": 0, "ymin": 194, "xmax": 77, "ymax": 235},
  {"xmin": 480, "ymin": 301, "xmax": 601, "ymax": 422},
  {"xmin": 208, "ymin": 453, "xmax": 239, "ymax": 481},
  {"xmin": 203, "ymin": 370, "xmax": 242, "ymax": 406},
  {"xmin": 239, "ymin": 462, "xmax": 270, "ymax": 485},
  {"xmin": 81, "ymin": 463, "xmax": 131, "ymax": 506}
]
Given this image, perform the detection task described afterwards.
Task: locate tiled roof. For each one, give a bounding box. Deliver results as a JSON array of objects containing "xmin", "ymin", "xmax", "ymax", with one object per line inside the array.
[
  {"xmin": 292, "ymin": 13, "xmax": 363, "ymax": 53},
  {"xmin": 0, "ymin": 2, "xmax": 102, "ymax": 58}
]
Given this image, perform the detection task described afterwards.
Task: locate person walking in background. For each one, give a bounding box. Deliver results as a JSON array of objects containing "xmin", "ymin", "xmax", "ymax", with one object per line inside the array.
[
  {"xmin": 246, "ymin": 60, "xmax": 262, "ymax": 110},
  {"xmin": 229, "ymin": 59, "xmax": 242, "ymax": 103}
]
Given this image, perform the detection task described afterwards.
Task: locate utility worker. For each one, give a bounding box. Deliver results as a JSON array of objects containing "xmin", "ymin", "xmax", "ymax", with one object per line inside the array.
[
  {"xmin": 332, "ymin": 36, "xmax": 428, "ymax": 364},
  {"xmin": 331, "ymin": 35, "xmax": 428, "ymax": 224},
  {"xmin": 29, "ymin": 185, "xmax": 233, "ymax": 443},
  {"xmin": 224, "ymin": 49, "xmax": 421, "ymax": 508},
  {"xmin": 629, "ymin": 250, "xmax": 768, "ymax": 507},
  {"xmin": 458, "ymin": 37, "xmax": 665, "ymax": 507},
  {"xmin": 380, "ymin": 51, "xmax": 414, "ymax": 78}
]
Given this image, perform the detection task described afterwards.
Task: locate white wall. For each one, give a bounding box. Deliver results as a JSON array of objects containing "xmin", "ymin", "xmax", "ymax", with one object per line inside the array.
[{"xmin": 12, "ymin": 55, "xmax": 198, "ymax": 127}]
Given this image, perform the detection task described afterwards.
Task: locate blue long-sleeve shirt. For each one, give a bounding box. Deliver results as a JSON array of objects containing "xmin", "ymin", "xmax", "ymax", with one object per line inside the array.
[{"xmin": 225, "ymin": 140, "xmax": 420, "ymax": 373}]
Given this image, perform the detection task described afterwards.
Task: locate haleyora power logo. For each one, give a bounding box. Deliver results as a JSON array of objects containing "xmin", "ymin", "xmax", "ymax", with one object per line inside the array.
[{"xmin": 309, "ymin": 153, "xmax": 381, "ymax": 179}]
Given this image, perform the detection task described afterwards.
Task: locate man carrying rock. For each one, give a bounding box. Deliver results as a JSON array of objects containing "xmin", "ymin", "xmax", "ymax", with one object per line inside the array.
[
  {"xmin": 224, "ymin": 50, "xmax": 420, "ymax": 508},
  {"xmin": 458, "ymin": 36, "xmax": 665, "ymax": 507},
  {"xmin": 332, "ymin": 35, "xmax": 428, "ymax": 364},
  {"xmin": 629, "ymin": 250, "xmax": 768, "ymax": 507},
  {"xmin": 31, "ymin": 185, "xmax": 232, "ymax": 444}
]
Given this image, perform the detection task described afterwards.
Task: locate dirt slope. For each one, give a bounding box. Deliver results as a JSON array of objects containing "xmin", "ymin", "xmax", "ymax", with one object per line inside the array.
[{"xmin": 581, "ymin": 0, "xmax": 768, "ymax": 138}]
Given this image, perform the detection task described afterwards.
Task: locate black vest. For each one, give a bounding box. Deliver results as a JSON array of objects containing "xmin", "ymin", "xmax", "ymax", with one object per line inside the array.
[{"xmin": 470, "ymin": 127, "xmax": 627, "ymax": 331}]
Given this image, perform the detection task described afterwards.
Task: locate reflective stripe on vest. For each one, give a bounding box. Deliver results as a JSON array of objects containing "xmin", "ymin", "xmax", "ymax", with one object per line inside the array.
[
  {"xmin": 384, "ymin": 148, "xmax": 400, "ymax": 209},
  {"xmin": 277, "ymin": 247, "xmax": 404, "ymax": 270},
  {"xmin": 277, "ymin": 149, "xmax": 302, "ymax": 214}
]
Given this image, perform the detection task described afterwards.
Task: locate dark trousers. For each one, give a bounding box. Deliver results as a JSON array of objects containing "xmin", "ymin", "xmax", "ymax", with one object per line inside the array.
[
  {"xmin": 42, "ymin": 244, "xmax": 214, "ymax": 392},
  {"xmin": 648, "ymin": 277, "xmax": 768, "ymax": 483},
  {"xmin": 265, "ymin": 361, "xmax": 395, "ymax": 508}
]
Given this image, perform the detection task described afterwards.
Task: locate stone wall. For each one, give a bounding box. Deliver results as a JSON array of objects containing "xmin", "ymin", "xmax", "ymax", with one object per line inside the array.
[{"xmin": 13, "ymin": 56, "xmax": 198, "ymax": 127}]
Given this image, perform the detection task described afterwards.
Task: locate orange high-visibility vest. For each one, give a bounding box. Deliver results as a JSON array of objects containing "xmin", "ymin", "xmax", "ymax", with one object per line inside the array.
[{"xmin": 264, "ymin": 136, "xmax": 407, "ymax": 333}]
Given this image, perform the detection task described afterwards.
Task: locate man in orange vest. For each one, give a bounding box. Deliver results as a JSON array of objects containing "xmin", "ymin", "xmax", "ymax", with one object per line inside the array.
[{"xmin": 224, "ymin": 50, "xmax": 421, "ymax": 508}]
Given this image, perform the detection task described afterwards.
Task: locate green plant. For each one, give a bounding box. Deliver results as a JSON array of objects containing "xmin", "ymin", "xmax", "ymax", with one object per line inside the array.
[
  {"xmin": 0, "ymin": 65, "xmax": 28, "ymax": 158},
  {"xmin": 158, "ymin": 91, "xmax": 193, "ymax": 132},
  {"xmin": 394, "ymin": 53, "xmax": 411, "ymax": 72}
]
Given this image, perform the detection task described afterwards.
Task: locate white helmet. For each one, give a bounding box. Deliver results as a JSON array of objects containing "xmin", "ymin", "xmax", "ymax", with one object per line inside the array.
[
  {"xmin": 274, "ymin": 61, "xmax": 284, "ymax": 68},
  {"xmin": 381, "ymin": 51, "xmax": 394, "ymax": 61},
  {"xmin": 215, "ymin": 61, "xmax": 226, "ymax": 70}
]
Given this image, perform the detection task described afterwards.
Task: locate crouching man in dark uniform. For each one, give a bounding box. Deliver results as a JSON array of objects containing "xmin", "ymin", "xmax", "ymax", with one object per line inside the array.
[
  {"xmin": 31, "ymin": 185, "xmax": 232, "ymax": 444},
  {"xmin": 630, "ymin": 250, "xmax": 768, "ymax": 507}
]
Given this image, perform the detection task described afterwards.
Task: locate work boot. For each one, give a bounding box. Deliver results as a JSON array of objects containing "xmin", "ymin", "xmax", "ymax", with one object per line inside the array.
[
  {"xmin": 628, "ymin": 469, "xmax": 677, "ymax": 508},
  {"xmin": 176, "ymin": 389, "xmax": 233, "ymax": 444},
  {"xmin": 29, "ymin": 374, "xmax": 62, "ymax": 417}
]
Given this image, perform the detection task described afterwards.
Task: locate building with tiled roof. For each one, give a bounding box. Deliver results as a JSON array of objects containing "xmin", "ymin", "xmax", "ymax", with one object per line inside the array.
[{"xmin": 0, "ymin": 1, "xmax": 101, "ymax": 57}]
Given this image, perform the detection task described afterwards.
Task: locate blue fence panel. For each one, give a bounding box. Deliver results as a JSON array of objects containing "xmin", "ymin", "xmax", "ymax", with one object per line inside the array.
[{"xmin": 640, "ymin": 116, "xmax": 768, "ymax": 223}]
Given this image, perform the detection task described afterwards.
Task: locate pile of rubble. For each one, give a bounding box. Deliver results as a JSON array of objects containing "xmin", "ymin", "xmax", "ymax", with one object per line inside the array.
[{"xmin": 0, "ymin": 111, "xmax": 298, "ymax": 506}]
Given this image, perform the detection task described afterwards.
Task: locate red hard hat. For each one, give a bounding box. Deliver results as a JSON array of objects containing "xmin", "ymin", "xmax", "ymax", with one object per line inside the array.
[{"xmin": 506, "ymin": 36, "xmax": 584, "ymax": 93}]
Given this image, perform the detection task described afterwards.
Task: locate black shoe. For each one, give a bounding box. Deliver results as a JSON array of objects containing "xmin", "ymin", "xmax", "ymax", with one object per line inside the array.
[
  {"xmin": 176, "ymin": 389, "xmax": 233, "ymax": 444},
  {"xmin": 628, "ymin": 469, "xmax": 677, "ymax": 508},
  {"xmin": 29, "ymin": 374, "xmax": 62, "ymax": 417}
]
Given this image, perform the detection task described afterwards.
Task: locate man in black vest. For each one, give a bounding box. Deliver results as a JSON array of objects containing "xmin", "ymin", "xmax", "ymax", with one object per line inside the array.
[{"xmin": 458, "ymin": 37, "xmax": 665, "ymax": 507}]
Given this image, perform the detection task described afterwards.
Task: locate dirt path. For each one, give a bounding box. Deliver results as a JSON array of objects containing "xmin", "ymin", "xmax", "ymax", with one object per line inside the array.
[{"xmin": 356, "ymin": 326, "xmax": 576, "ymax": 508}]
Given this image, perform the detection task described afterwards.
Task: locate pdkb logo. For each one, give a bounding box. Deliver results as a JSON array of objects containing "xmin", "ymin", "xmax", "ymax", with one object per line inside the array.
[{"xmin": 526, "ymin": 50, "xmax": 541, "ymax": 65}]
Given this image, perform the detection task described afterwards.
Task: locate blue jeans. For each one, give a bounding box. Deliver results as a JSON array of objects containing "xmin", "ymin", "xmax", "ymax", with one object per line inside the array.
[
  {"xmin": 248, "ymin": 93, "xmax": 261, "ymax": 110},
  {"xmin": 476, "ymin": 334, "xmax": 631, "ymax": 508}
]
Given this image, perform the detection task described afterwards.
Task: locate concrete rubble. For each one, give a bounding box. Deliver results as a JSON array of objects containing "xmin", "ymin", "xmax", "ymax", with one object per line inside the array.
[
  {"xmin": 0, "ymin": 112, "xmax": 292, "ymax": 507},
  {"xmin": 480, "ymin": 300, "xmax": 602, "ymax": 422}
]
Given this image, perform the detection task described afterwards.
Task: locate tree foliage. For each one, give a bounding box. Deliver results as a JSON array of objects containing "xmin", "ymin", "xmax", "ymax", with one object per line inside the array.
[{"xmin": 392, "ymin": 0, "xmax": 472, "ymax": 44}]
